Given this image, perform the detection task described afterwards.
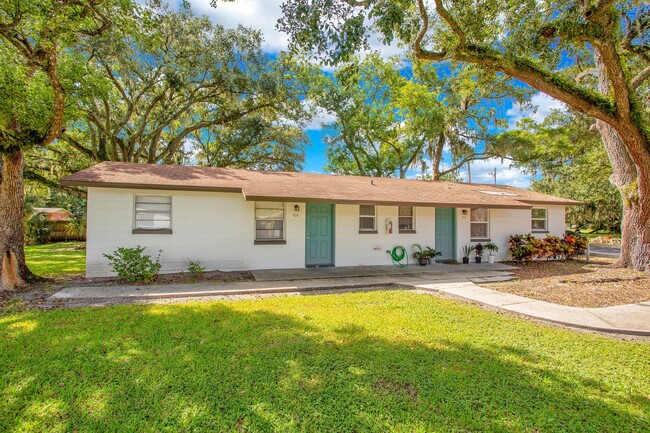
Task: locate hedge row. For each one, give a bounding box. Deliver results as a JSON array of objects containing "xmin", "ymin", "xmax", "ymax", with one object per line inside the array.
[{"xmin": 508, "ymin": 234, "xmax": 587, "ymax": 263}]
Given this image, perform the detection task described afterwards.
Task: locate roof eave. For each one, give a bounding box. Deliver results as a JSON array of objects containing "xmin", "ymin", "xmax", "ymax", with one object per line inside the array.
[
  {"xmin": 59, "ymin": 179, "xmax": 242, "ymax": 194},
  {"xmin": 518, "ymin": 199, "xmax": 584, "ymax": 206},
  {"xmin": 243, "ymin": 194, "xmax": 533, "ymax": 209}
]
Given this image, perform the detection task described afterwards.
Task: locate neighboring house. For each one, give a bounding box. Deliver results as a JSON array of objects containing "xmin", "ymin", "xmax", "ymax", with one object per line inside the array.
[
  {"xmin": 33, "ymin": 207, "xmax": 72, "ymax": 222},
  {"xmin": 61, "ymin": 162, "xmax": 581, "ymax": 277},
  {"xmin": 32, "ymin": 208, "xmax": 72, "ymax": 241}
]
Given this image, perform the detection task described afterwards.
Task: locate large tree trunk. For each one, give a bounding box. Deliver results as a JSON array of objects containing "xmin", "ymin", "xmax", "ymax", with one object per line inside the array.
[
  {"xmin": 0, "ymin": 149, "xmax": 35, "ymax": 290},
  {"xmin": 594, "ymin": 53, "xmax": 650, "ymax": 271},
  {"xmin": 596, "ymin": 122, "xmax": 644, "ymax": 268}
]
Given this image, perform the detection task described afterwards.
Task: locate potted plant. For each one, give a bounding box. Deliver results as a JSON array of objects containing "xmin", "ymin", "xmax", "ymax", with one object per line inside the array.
[
  {"xmin": 461, "ymin": 245, "xmax": 474, "ymax": 264},
  {"xmin": 485, "ymin": 242, "xmax": 499, "ymax": 264},
  {"xmin": 412, "ymin": 249, "xmax": 429, "ymax": 266},
  {"xmin": 474, "ymin": 243, "xmax": 484, "ymax": 263},
  {"xmin": 425, "ymin": 246, "xmax": 443, "ymax": 264}
]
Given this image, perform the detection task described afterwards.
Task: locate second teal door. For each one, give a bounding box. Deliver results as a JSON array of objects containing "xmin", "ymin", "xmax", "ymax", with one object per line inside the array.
[
  {"xmin": 435, "ymin": 207, "xmax": 456, "ymax": 261},
  {"xmin": 305, "ymin": 203, "xmax": 334, "ymax": 266}
]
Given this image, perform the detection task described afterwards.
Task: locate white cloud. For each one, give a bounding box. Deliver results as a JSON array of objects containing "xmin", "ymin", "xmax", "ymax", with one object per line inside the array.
[
  {"xmin": 191, "ymin": 0, "xmax": 405, "ymax": 60},
  {"xmin": 365, "ymin": 31, "xmax": 404, "ymax": 59},
  {"xmin": 506, "ymin": 93, "xmax": 566, "ymax": 128},
  {"xmin": 405, "ymin": 157, "xmax": 529, "ymax": 189},
  {"xmin": 305, "ymin": 107, "xmax": 337, "ymax": 130},
  {"xmin": 280, "ymin": 100, "xmax": 337, "ymax": 131},
  {"xmin": 192, "ymin": 0, "xmax": 289, "ymax": 52},
  {"xmin": 461, "ymin": 158, "xmax": 531, "ymax": 189}
]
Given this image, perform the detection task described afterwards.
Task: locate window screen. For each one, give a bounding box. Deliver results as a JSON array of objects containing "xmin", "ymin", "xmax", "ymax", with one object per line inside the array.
[
  {"xmin": 134, "ymin": 195, "xmax": 171, "ymax": 231},
  {"xmin": 532, "ymin": 208, "xmax": 547, "ymax": 231},
  {"xmin": 470, "ymin": 208, "xmax": 489, "ymax": 240},
  {"xmin": 398, "ymin": 206, "xmax": 415, "ymax": 231},
  {"xmin": 359, "ymin": 205, "xmax": 376, "ymax": 231},
  {"xmin": 255, "ymin": 202, "xmax": 285, "ymax": 240}
]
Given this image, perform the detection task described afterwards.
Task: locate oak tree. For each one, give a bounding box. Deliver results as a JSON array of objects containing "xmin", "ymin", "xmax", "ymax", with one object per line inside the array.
[
  {"xmin": 279, "ymin": 0, "xmax": 650, "ymax": 270},
  {"xmin": 0, "ymin": 0, "xmax": 128, "ymax": 289}
]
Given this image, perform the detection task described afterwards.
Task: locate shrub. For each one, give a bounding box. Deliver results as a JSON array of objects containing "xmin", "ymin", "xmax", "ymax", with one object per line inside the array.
[
  {"xmin": 187, "ymin": 259, "xmax": 205, "ymax": 279},
  {"xmin": 508, "ymin": 233, "xmax": 587, "ymax": 263},
  {"xmin": 103, "ymin": 246, "xmax": 162, "ymax": 283},
  {"xmin": 24, "ymin": 212, "xmax": 53, "ymax": 245}
]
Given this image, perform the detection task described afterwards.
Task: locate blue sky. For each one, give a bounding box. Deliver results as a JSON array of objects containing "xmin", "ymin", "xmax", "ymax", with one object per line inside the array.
[{"xmin": 181, "ymin": 0, "xmax": 567, "ymax": 188}]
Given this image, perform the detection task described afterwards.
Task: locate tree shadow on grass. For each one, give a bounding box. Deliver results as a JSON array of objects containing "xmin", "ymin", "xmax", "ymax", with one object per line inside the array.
[{"xmin": 1, "ymin": 298, "xmax": 649, "ymax": 432}]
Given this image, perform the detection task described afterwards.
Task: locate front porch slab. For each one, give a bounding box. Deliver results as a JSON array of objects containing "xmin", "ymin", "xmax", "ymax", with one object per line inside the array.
[{"xmin": 251, "ymin": 263, "xmax": 517, "ymax": 281}]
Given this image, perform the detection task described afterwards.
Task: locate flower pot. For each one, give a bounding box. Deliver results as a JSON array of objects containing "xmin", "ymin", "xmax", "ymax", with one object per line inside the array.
[
  {"xmin": 488, "ymin": 255, "xmax": 495, "ymax": 264},
  {"xmin": 462, "ymin": 257, "xmax": 470, "ymax": 264},
  {"xmin": 475, "ymin": 257, "xmax": 482, "ymax": 264},
  {"xmin": 417, "ymin": 257, "xmax": 428, "ymax": 266}
]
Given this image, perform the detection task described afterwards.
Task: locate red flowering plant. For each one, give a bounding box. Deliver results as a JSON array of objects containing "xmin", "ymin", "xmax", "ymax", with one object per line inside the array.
[{"xmin": 508, "ymin": 233, "xmax": 586, "ymax": 263}]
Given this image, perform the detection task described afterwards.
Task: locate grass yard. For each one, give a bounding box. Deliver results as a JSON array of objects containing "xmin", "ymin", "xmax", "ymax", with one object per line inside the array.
[
  {"xmin": 577, "ymin": 229, "xmax": 621, "ymax": 240},
  {"xmin": 1, "ymin": 291, "xmax": 649, "ymax": 432},
  {"xmin": 24, "ymin": 242, "xmax": 86, "ymax": 278}
]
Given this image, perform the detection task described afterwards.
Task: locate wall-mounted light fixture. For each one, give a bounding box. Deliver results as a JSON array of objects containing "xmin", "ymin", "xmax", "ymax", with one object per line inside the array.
[
  {"xmin": 294, "ymin": 204, "xmax": 300, "ymax": 212},
  {"xmin": 462, "ymin": 209, "xmax": 468, "ymax": 216}
]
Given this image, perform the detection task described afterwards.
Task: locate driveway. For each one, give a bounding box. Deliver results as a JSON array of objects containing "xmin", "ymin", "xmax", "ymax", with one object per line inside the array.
[{"xmin": 589, "ymin": 243, "xmax": 621, "ymax": 258}]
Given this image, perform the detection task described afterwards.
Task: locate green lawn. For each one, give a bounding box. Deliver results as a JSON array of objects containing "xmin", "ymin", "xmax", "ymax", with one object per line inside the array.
[
  {"xmin": 1, "ymin": 291, "xmax": 648, "ymax": 432},
  {"xmin": 25, "ymin": 242, "xmax": 85, "ymax": 278},
  {"xmin": 578, "ymin": 229, "xmax": 622, "ymax": 239}
]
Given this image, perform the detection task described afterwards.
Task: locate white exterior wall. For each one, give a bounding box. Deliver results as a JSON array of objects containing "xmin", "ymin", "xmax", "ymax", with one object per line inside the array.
[
  {"xmin": 86, "ymin": 186, "xmax": 567, "ymax": 276},
  {"xmin": 546, "ymin": 206, "xmax": 566, "ymax": 237},
  {"xmin": 455, "ymin": 205, "xmax": 567, "ymax": 262},
  {"xmin": 86, "ymin": 187, "xmax": 306, "ymax": 277},
  {"xmin": 334, "ymin": 205, "xmax": 436, "ymax": 266}
]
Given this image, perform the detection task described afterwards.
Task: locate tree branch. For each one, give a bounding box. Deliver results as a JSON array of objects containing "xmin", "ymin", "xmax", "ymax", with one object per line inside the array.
[
  {"xmin": 60, "ymin": 134, "xmax": 95, "ymax": 159},
  {"xmin": 433, "ymin": 0, "xmax": 466, "ymax": 48},
  {"xmin": 413, "ymin": 0, "xmax": 446, "ymax": 61},
  {"xmin": 631, "ymin": 65, "xmax": 650, "ymax": 90}
]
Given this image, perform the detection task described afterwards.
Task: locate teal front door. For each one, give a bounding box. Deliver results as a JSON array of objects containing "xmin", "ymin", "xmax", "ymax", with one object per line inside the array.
[
  {"xmin": 305, "ymin": 203, "xmax": 334, "ymax": 266},
  {"xmin": 435, "ymin": 207, "xmax": 456, "ymax": 261}
]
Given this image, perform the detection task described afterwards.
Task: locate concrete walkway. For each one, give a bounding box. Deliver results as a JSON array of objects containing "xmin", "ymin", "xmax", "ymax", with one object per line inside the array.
[
  {"xmin": 48, "ymin": 263, "xmax": 649, "ymax": 336},
  {"xmin": 50, "ymin": 266, "xmax": 516, "ymax": 302},
  {"xmin": 588, "ymin": 243, "xmax": 621, "ymax": 258},
  {"xmin": 407, "ymin": 280, "xmax": 650, "ymax": 336},
  {"xmin": 251, "ymin": 263, "xmax": 515, "ymax": 281}
]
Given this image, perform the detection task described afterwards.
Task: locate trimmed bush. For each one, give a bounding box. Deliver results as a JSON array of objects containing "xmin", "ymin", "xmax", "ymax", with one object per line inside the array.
[
  {"xmin": 508, "ymin": 233, "xmax": 587, "ymax": 263},
  {"xmin": 103, "ymin": 246, "xmax": 162, "ymax": 283}
]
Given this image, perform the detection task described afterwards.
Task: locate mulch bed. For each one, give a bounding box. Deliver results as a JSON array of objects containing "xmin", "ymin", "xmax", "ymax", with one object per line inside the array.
[
  {"xmin": 484, "ymin": 257, "xmax": 649, "ymax": 308},
  {"xmin": 44, "ymin": 269, "xmax": 255, "ymax": 288},
  {"xmin": 1, "ymin": 270, "xmax": 255, "ymax": 313}
]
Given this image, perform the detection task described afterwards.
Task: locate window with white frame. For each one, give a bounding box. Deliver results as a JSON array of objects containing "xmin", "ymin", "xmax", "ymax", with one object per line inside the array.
[
  {"xmin": 255, "ymin": 201, "xmax": 285, "ymax": 241},
  {"xmin": 532, "ymin": 208, "xmax": 547, "ymax": 231},
  {"xmin": 134, "ymin": 195, "xmax": 172, "ymax": 233},
  {"xmin": 470, "ymin": 208, "xmax": 489, "ymax": 240},
  {"xmin": 398, "ymin": 206, "xmax": 415, "ymax": 232},
  {"xmin": 359, "ymin": 205, "xmax": 377, "ymax": 232}
]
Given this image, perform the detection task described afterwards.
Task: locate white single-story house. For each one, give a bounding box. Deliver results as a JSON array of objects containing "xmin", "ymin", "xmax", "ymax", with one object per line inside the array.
[{"xmin": 61, "ymin": 162, "xmax": 581, "ymax": 277}]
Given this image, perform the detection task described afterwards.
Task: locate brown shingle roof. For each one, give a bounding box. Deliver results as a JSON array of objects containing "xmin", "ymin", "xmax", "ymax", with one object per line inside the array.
[{"xmin": 60, "ymin": 162, "xmax": 582, "ymax": 208}]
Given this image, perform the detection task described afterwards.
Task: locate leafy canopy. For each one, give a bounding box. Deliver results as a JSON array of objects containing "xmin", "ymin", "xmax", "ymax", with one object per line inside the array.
[
  {"xmin": 60, "ymin": 1, "xmax": 309, "ymax": 168},
  {"xmin": 495, "ymin": 112, "xmax": 623, "ymax": 231}
]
